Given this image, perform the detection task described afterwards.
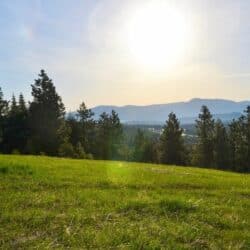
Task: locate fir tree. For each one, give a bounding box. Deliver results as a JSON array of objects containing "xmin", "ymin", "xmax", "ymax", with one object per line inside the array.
[
  {"xmin": 160, "ymin": 112, "xmax": 185, "ymax": 165},
  {"xmin": 29, "ymin": 70, "xmax": 65, "ymax": 155},
  {"xmin": 2, "ymin": 95, "xmax": 19, "ymax": 152},
  {"xmin": 10, "ymin": 95, "xmax": 18, "ymax": 115},
  {"xmin": 77, "ymin": 102, "xmax": 94, "ymax": 123},
  {"xmin": 0, "ymin": 88, "xmax": 8, "ymax": 149},
  {"xmin": 1, "ymin": 94, "xmax": 29, "ymax": 153},
  {"xmin": 18, "ymin": 93, "xmax": 27, "ymax": 113},
  {"xmin": 0, "ymin": 87, "xmax": 8, "ymax": 118},
  {"xmin": 245, "ymin": 106, "xmax": 250, "ymax": 171},
  {"xmin": 77, "ymin": 102, "xmax": 95, "ymax": 154},
  {"xmin": 214, "ymin": 120, "xmax": 230, "ymax": 169},
  {"xmin": 133, "ymin": 129, "xmax": 147, "ymax": 162},
  {"xmin": 97, "ymin": 110, "xmax": 123, "ymax": 160},
  {"xmin": 194, "ymin": 106, "xmax": 215, "ymax": 167}
]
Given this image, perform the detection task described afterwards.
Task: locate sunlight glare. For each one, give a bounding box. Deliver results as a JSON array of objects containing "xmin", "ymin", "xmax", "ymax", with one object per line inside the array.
[{"xmin": 126, "ymin": 2, "xmax": 193, "ymax": 72}]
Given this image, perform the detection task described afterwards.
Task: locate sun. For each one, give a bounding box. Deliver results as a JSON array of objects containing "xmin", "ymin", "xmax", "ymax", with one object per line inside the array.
[{"xmin": 126, "ymin": 2, "xmax": 193, "ymax": 72}]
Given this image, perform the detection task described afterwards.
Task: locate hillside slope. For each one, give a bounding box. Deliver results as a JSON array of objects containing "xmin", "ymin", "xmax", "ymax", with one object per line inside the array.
[{"xmin": 0, "ymin": 155, "xmax": 249, "ymax": 249}]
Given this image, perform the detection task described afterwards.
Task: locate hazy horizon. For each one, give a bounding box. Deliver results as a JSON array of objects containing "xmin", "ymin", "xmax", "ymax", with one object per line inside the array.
[
  {"xmin": 89, "ymin": 98, "xmax": 250, "ymax": 112},
  {"xmin": 1, "ymin": 0, "xmax": 250, "ymax": 109}
]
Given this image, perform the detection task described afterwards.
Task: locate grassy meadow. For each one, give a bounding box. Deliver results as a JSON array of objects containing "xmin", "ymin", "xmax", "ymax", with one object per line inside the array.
[{"xmin": 0, "ymin": 155, "xmax": 249, "ymax": 249}]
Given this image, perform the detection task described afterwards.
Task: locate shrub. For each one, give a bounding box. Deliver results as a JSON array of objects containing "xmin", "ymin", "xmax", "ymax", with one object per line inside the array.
[
  {"xmin": 85, "ymin": 153, "xmax": 94, "ymax": 160},
  {"xmin": 58, "ymin": 142, "xmax": 75, "ymax": 158},
  {"xmin": 12, "ymin": 149, "xmax": 20, "ymax": 155},
  {"xmin": 75, "ymin": 142, "xmax": 86, "ymax": 159}
]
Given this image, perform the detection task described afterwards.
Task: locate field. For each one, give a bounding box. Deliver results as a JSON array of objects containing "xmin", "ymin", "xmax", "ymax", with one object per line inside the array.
[{"xmin": 0, "ymin": 155, "xmax": 249, "ymax": 249}]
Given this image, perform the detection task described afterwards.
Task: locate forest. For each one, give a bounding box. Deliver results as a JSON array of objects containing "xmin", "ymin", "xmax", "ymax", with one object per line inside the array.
[{"xmin": 0, "ymin": 70, "xmax": 249, "ymax": 172}]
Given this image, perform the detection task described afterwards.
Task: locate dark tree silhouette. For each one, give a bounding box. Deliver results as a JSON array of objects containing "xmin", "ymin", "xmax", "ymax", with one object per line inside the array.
[
  {"xmin": 160, "ymin": 112, "xmax": 185, "ymax": 165},
  {"xmin": 29, "ymin": 70, "xmax": 65, "ymax": 155},
  {"xmin": 214, "ymin": 120, "xmax": 230, "ymax": 169},
  {"xmin": 194, "ymin": 106, "xmax": 215, "ymax": 168}
]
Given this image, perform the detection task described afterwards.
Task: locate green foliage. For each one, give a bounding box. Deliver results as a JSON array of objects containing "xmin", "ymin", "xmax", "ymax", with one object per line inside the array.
[
  {"xmin": 194, "ymin": 106, "xmax": 215, "ymax": 167},
  {"xmin": 132, "ymin": 129, "xmax": 158, "ymax": 163},
  {"xmin": 76, "ymin": 102, "xmax": 95, "ymax": 154},
  {"xmin": 0, "ymin": 74, "xmax": 249, "ymax": 172},
  {"xmin": 1, "ymin": 94, "xmax": 29, "ymax": 153},
  {"xmin": 0, "ymin": 87, "xmax": 8, "ymax": 118},
  {"xmin": 132, "ymin": 129, "xmax": 147, "ymax": 162},
  {"xmin": 214, "ymin": 120, "xmax": 230, "ymax": 169},
  {"xmin": 228, "ymin": 106, "xmax": 250, "ymax": 172},
  {"xmin": 10, "ymin": 95, "xmax": 18, "ymax": 114},
  {"xmin": 29, "ymin": 70, "xmax": 65, "ymax": 155},
  {"xmin": 160, "ymin": 112, "xmax": 185, "ymax": 165},
  {"xmin": 96, "ymin": 110, "xmax": 123, "ymax": 160},
  {"xmin": 18, "ymin": 93, "xmax": 26, "ymax": 113},
  {"xmin": 58, "ymin": 142, "xmax": 75, "ymax": 158},
  {"xmin": 85, "ymin": 153, "xmax": 94, "ymax": 160},
  {"xmin": 77, "ymin": 102, "xmax": 94, "ymax": 123},
  {"xmin": 66, "ymin": 116, "xmax": 82, "ymax": 146},
  {"xmin": 0, "ymin": 155, "xmax": 249, "ymax": 249},
  {"xmin": 57, "ymin": 120, "xmax": 72, "ymax": 144},
  {"xmin": 11, "ymin": 149, "xmax": 20, "ymax": 155},
  {"xmin": 0, "ymin": 88, "xmax": 8, "ymax": 145},
  {"xmin": 74, "ymin": 142, "xmax": 86, "ymax": 159}
]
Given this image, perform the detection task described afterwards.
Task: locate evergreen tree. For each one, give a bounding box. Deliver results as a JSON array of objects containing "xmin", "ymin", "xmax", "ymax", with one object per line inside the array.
[
  {"xmin": 213, "ymin": 120, "xmax": 230, "ymax": 169},
  {"xmin": 228, "ymin": 108, "xmax": 250, "ymax": 172},
  {"xmin": 29, "ymin": 70, "xmax": 65, "ymax": 155},
  {"xmin": 2, "ymin": 94, "xmax": 29, "ymax": 153},
  {"xmin": 194, "ymin": 106, "xmax": 215, "ymax": 167},
  {"xmin": 10, "ymin": 95, "xmax": 18, "ymax": 114},
  {"xmin": 131, "ymin": 129, "xmax": 158, "ymax": 163},
  {"xmin": 18, "ymin": 93, "xmax": 27, "ymax": 113},
  {"xmin": 159, "ymin": 112, "xmax": 185, "ymax": 165},
  {"xmin": 57, "ymin": 120, "xmax": 75, "ymax": 158},
  {"xmin": 75, "ymin": 142, "xmax": 86, "ymax": 159},
  {"xmin": 77, "ymin": 102, "xmax": 95, "ymax": 154},
  {"xmin": 245, "ymin": 106, "xmax": 250, "ymax": 172},
  {"xmin": 245, "ymin": 106, "xmax": 250, "ymax": 171},
  {"xmin": 17, "ymin": 93, "xmax": 29, "ymax": 153},
  {"xmin": 228, "ymin": 119, "xmax": 238, "ymax": 170},
  {"xmin": 67, "ymin": 116, "xmax": 82, "ymax": 147},
  {"xmin": 97, "ymin": 110, "xmax": 123, "ymax": 160},
  {"xmin": 109, "ymin": 110, "xmax": 123, "ymax": 159},
  {"xmin": 0, "ymin": 88, "xmax": 8, "ymax": 118},
  {"xmin": 143, "ymin": 139, "xmax": 159, "ymax": 163},
  {"xmin": 2, "ymin": 95, "xmax": 19, "ymax": 152},
  {"xmin": 0, "ymin": 88, "xmax": 8, "ymax": 147},
  {"xmin": 77, "ymin": 102, "xmax": 94, "ymax": 123},
  {"xmin": 236, "ymin": 107, "xmax": 250, "ymax": 172},
  {"xmin": 132, "ymin": 129, "xmax": 146, "ymax": 162},
  {"xmin": 96, "ymin": 112, "xmax": 111, "ymax": 159}
]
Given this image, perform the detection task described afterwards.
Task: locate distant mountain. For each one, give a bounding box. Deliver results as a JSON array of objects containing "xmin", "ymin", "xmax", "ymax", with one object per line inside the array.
[{"xmin": 91, "ymin": 98, "xmax": 250, "ymax": 124}]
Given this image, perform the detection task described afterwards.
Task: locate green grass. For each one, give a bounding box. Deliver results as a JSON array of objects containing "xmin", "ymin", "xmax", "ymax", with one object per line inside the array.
[{"xmin": 0, "ymin": 155, "xmax": 249, "ymax": 249}]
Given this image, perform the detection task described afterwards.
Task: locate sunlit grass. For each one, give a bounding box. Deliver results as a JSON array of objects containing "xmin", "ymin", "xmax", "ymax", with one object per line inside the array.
[{"xmin": 0, "ymin": 155, "xmax": 249, "ymax": 249}]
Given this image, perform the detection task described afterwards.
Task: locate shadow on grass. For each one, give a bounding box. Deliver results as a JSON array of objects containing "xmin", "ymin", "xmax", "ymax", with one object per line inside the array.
[
  {"xmin": 0, "ymin": 165, "xmax": 33, "ymax": 176},
  {"xmin": 6, "ymin": 180, "xmax": 210, "ymax": 193},
  {"xmin": 118, "ymin": 199, "xmax": 197, "ymax": 217}
]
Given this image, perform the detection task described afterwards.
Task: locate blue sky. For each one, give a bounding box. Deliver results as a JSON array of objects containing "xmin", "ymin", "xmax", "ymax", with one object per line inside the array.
[{"xmin": 0, "ymin": 0, "xmax": 250, "ymax": 109}]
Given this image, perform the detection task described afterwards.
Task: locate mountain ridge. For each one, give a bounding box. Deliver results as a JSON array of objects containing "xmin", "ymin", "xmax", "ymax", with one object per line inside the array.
[
  {"xmin": 92, "ymin": 98, "xmax": 250, "ymax": 109},
  {"xmin": 90, "ymin": 98, "xmax": 250, "ymax": 124}
]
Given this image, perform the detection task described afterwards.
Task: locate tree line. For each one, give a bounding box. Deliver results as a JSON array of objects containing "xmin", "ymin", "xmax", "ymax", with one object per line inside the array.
[{"xmin": 0, "ymin": 70, "xmax": 249, "ymax": 172}]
